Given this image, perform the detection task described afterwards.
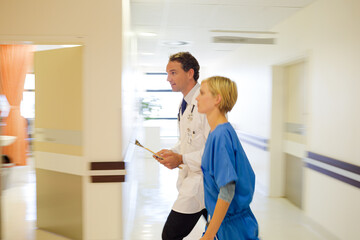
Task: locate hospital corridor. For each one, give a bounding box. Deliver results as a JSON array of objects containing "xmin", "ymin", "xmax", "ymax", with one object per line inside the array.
[
  {"xmin": 1, "ymin": 0, "xmax": 360, "ymax": 239},
  {"xmin": 2, "ymin": 122, "xmax": 339, "ymax": 240}
]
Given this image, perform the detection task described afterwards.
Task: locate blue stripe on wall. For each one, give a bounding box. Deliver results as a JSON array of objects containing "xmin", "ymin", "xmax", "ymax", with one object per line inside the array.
[
  {"xmin": 306, "ymin": 152, "xmax": 360, "ymax": 189},
  {"xmin": 307, "ymin": 152, "xmax": 360, "ymax": 175},
  {"xmin": 239, "ymin": 138, "xmax": 268, "ymax": 151},
  {"xmin": 306, "ymin": 162, "xmax": 360, "ymax": 189},
  {"xmin": 235, "ymin": 130, "xmax": 269, "ymax": 151},
  {"xmin": 237, "ymin": 132, "xmax": 268, "ymax": 144}
]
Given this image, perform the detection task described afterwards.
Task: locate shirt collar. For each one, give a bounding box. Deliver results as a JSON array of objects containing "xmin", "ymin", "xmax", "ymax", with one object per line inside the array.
[{"xmin": 184, "ymin": 83, "xmax": 200, "ymax": 104}]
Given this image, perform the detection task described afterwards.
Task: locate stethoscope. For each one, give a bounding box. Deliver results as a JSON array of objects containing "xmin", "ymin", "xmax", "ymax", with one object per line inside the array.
[
  {"xmin": 178, "ymin": 104, "xmax": 195, "ymax": 122},
  {"xmin": 187, "ymin": 104, "xmax": 195, "ymax": 121},
  {"xmin": 177, "ymin": 104, "xmax": 196, "ymax": 144}
]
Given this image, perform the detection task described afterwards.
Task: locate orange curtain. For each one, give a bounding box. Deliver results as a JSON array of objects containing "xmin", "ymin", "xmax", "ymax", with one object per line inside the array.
[{"xmin": 0, "ymin": 45, "xmax": 34, "ymax": 166}]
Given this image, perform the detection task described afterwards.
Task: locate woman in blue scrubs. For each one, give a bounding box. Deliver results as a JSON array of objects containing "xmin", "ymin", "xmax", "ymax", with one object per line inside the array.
[{"xmin": 196, "ymin": 76, "xmax": 259, "ymax": 240}]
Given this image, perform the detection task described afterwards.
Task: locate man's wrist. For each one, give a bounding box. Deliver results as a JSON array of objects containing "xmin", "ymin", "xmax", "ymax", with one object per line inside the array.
[{"xmin": 179, "ymin": 154, "xmax": 183, "ymax": 165}]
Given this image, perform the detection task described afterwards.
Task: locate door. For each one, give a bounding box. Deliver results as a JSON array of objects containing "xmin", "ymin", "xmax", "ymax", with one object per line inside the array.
[
  {"xmin": 34, "ymin": 46, "xmax": 83, "ymax": 239},
  {"xmin": 283, "ymin": 61, "xmax": 307, "ymax": 208}
]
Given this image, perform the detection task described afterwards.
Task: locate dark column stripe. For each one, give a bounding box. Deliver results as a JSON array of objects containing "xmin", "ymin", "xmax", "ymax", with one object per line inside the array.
[
  {"xmin": 91, "ymin": 175, "xmax": 125, "ymax": 183},
  {"xmin": 90, "ymin": 162, "xmax": 125, "ymax": 170},
  {"xmin": 306, "ymin": 163, "xmax": 360, "ymax": 189},
  {"xmin": 307, "ymin": 152, "xmax": 360, "ymax": 175}
]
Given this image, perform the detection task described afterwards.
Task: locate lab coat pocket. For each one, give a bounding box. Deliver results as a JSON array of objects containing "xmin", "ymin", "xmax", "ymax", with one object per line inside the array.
[{"xmin": 178, "ymin": 173, "xmax": 200, "ymax": 198}]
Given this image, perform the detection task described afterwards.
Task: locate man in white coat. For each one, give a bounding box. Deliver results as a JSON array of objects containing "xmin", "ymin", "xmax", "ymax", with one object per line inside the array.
[{"xmin": 154, "ymin": 52, "xmax": 210, "ymax": 240}]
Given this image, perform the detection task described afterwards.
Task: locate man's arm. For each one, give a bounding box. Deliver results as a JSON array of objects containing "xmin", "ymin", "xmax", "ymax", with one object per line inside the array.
[
  {"xmin": 154, "ymin": 111, "xmax": 210, "ymax": 171},
  {"xmin": 153, "ymin": 136, "xmax": 183, "ymax": 169},
  {"xmin": 155, "ymin": 150, "xmax": 182, "ymax": 169}
]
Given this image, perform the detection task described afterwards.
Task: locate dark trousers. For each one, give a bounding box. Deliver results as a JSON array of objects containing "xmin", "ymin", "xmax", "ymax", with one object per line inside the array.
[{"xmin": 162, "ymin": 209, "xmax": 207, "ymax": 240}]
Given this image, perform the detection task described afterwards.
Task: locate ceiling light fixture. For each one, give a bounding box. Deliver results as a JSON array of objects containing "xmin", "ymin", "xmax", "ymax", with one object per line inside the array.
[
  {"xmin": 162, "ymin": 41, "xmax": 190, "ymax": 46},
  {"xmin": 210, "ymin": 30, "xmax": 277, "ymax": 35},
  {"xmin": 140, "ymin": 52, "xmax": 155, "ymax": 56},
  {"xmin": 138, "ymin": 32, "xmax": 157, "ymax": 37}
]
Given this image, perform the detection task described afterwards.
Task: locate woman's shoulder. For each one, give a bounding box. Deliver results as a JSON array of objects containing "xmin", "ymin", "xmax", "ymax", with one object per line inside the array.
[
  {"xmin": 214, "ymin": 122, "xmax": 233, "ymax": 132},
  {"xmin": 211, "ymin": 122, "xmax": 233, "ymax": 139},
  {"xmin": 212, "ymin": 122, "xmax": 239, "ymax": 143}
]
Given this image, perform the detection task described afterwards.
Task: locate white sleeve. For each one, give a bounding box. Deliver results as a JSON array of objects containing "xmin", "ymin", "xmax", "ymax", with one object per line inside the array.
[
  {"xmin": 182, "ymin": 114, "xmax": 210, "ymax": 173},
  {"xmin": 182, "ymin": 148, "xmax": 204, "ymax": 173},
  {"xmin": 171, "ymin": 139, "xmax": 181, "ymax": 154}
]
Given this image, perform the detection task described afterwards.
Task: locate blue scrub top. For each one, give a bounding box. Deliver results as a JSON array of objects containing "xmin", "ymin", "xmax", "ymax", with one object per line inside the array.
[{"xmin": 201, "ymin": 122, "xmax": 259, "ymax": 239}]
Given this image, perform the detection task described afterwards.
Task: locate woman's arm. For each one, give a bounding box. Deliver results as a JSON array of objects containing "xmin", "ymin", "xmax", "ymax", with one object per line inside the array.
[
  {"xmin": 200, "ymin": 182, "xmax": 235, "ymax": 239},
  {"xmin": 200, "ymin": 198, "xmax": 230, "ymax": 240}
]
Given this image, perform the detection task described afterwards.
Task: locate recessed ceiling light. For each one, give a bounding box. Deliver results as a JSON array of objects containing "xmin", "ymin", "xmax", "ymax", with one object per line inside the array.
[
  {"xmin": 140, "ymin": 52, "xmax": 155, "ymax": 56},
  {"xmin": 162, "ymin": 41, "xmax": 190, "ymax": 46},
  {"xmin": 210, "ymin": 30, "xmax": 277, "ymax": 34},
  {"xmin": 138, "ymin": 32, "xmax": 157, "ymax": 37}
]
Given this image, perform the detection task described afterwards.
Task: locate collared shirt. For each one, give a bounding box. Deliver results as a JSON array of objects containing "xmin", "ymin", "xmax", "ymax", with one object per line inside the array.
[{"xmin": 183, "ymin": 83, "xmax": 200, "ymax": 107}]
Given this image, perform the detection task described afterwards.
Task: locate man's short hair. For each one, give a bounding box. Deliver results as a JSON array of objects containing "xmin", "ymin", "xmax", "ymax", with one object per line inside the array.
[{"xmin": 169, "ymin": 52, "xmax": 200, "ymax": 81}]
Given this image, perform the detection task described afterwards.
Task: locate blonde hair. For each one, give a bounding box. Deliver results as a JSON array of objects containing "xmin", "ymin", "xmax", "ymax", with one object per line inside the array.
[{"xmin": 202, "ymin": 76, "xmax": 238, "ymax": 113}]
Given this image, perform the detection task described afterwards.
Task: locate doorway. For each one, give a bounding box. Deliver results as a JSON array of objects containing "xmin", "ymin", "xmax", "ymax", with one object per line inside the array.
[
  {"xmin": 283, "ymin": 61, "xmax": 307, "ymax": 208},
  {"xmin": 0, "ymin": 44, "xmax": 82, "ymax": 240},
  {"xmin": 270, "ymin": 58, "xmax": 308, "ymax": 208}
]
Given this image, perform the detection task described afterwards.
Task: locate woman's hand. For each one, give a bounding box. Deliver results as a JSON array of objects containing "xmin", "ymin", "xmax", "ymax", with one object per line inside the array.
[
  {"xmin": 200, "ymin": 198, "xmax": 230, "ymax": 240},
  {"xmin": 200, "ymin": 235, "xmax": 215, "ymax": 240}
]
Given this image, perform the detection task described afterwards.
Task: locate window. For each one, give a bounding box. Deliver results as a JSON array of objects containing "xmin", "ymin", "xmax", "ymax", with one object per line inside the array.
[
  {"xmin": 139, "ymin": 73, "xmax": 182, "ymax": 119},
  {"xmin": 21, "ymin": 73, "xmax": 35, "ymax": 119}
]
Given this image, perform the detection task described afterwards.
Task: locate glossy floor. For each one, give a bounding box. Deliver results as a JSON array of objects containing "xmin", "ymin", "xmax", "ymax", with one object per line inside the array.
[{"xmin": 2, "ymin": 137, "xmax": 338, "ymax": 240}]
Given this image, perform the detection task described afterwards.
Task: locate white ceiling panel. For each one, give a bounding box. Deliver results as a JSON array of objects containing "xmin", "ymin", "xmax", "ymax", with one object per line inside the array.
[{"xmin": 130, "ymin": 0, "xmax": 317, "ymax": 71}]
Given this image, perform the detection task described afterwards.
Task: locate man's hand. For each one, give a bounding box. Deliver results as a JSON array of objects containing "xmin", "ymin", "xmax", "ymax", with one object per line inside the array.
[{"xmin": 153, "ymin": 149, "xmax": 183, "ymax": 169}]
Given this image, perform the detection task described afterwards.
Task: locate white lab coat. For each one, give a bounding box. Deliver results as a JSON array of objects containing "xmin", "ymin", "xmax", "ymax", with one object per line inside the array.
[{"xmin": 171, "ymin": 86, "xmax": 210, "ymax": 213}]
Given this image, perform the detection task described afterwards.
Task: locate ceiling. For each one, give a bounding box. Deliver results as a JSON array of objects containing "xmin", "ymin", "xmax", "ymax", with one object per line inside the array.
[{"xmin": 130, "ymin": 0, "xmax": 316, "ymax": 72}]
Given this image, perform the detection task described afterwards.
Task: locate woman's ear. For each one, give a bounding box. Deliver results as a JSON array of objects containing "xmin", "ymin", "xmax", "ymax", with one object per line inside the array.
[{"xmin": 215, "ymin": 94, "xmax": 222, "ymax": 106}]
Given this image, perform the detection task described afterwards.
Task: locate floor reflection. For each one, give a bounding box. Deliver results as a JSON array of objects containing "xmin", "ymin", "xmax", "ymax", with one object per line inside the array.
[
  {"xmin": 2, "ymin": 124, "xmax": 338, "ymax": 240},
  {"xmin": 126, "ymin": 136, "xmax": 206, "ymax": 240}
]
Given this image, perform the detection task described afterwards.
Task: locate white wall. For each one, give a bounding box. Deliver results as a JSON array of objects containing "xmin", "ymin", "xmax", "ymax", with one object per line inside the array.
[
  {"xmin": 204, "ymin": 43, "xmax": 276, "ymax": 196},
  {"xmin": 272, "ymin": 1, "xmax": 360, "ymax": 238},
  {"xmin": 206, "ymin": 0, "xmax": 360, "ymax": 238},
  {"xmin": 204, "ymin": 45, "xmax": 274, "ymax": 138},
  {"xmin": 272, "ymin": 0, "xmax": 360, "ymax": 165},
  {"xmin": 0, "ymin": 1, "xmax": 132, "ymax": 239}
]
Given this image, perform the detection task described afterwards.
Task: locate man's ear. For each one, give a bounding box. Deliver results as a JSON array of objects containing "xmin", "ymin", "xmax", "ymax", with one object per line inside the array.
[{"xmin": 187, "ymin": 68, "xmax": 194, "ymax": 79}]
